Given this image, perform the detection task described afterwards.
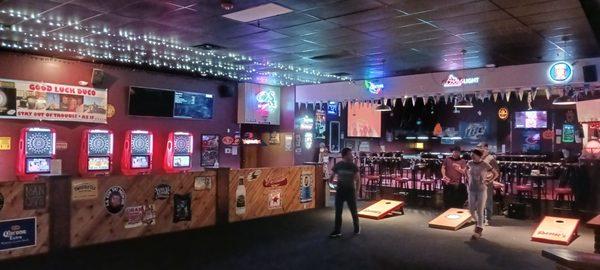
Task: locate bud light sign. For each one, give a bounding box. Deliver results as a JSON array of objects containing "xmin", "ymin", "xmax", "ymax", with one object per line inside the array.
[{"xmin": 0, "ymin": 217, "xmax": 36, "ymax": 251}]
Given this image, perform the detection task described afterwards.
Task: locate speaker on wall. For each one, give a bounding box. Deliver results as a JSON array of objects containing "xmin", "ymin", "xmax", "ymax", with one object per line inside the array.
[
  {"xmin": 91, "ymin": 68, "xmax": 104, "ymax": 86},
  {"xmin": 583, "ymin": 65, "xmax": 598, "ymax": 82},
  {"xmin": 218, "ymin": 84, "xmax": 234, "ymax": 97}
]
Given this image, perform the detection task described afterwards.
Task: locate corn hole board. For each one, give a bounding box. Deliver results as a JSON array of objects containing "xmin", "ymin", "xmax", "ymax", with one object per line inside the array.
[
  {"xmin": 358, "ymin": 200, "xmax": 404, "ymax": 220},
  {"xmin": 428, "ymin": 208, "xmax": 473, "ymax": 231},
  {"xmin": 531, "ymin": 216, "xmax": 580, "ymax": 245}
]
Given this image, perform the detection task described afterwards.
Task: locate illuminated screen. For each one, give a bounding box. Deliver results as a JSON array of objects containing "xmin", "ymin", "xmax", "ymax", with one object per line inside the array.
[
  {"xmin": 173, "ymin": 91, "xmax": 213, "ymax": 120},
  {"xmin": 25, "ymin": 130, "xmax": 54, "ymax": 157},
  {"xmin": 26, "ymin": 158, "xmax": 50, "ymax": 173},
  {"xmin": 88, "ymin": 157, "xmax": 110, "ymax": 171},
  {"xmin": 88, "ymin": 132, "xmax": 111, "ymax": 156},
  {"xmin": 515, "ymin": 111, "xmax": 547, "ymax": 128},
  {"xmin": 173, "ymin": 155, "xmax": 190, "ymax": 168},
  {"xmin": 347, "ymin": 102, "xmax": 381, "ymax": 138},
  {"xmin": 131, "ymin": 155, "xmax": 150, "ymax": 169}
]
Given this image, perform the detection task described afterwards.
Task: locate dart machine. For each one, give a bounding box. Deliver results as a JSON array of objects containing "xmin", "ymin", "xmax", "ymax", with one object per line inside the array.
[
  {"xmin": 164, "ymin": 131, "xmax": 193, "ymax": 173},
  {"xmin": 79, "ymin": 129, "xmax": 114, "ymax": 177},
  {"xmin": 121, "ymin": 130, "xmax": 153, "ymax": 175},
  {"xmin": 16, "ymin": 127, "xmax": 56, "ymax": 181}
]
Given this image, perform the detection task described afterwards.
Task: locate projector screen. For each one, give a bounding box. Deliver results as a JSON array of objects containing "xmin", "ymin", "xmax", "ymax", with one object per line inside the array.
[{"xmin": 347, "ymin": 102, "xmax": 381, "ymax": 138}]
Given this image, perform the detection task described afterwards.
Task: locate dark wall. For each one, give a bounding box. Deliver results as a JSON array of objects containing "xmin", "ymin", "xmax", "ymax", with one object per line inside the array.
[{"xmin": 0, "ymin": 52, "xmax": 240, "ymax": 181}]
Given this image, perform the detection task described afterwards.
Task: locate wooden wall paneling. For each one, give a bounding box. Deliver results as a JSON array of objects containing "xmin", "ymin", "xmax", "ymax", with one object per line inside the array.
[
  {"xmin": 0, "ymin": 180, "xmax": 50, "ymax": 260},
  {"xmin": 215, "ymin": 168, "xmax": 230, "ymax": 225},
  {"xmin": 228, "ymin": 166, "xmax": 315, "ymax": 222},
  {"xmin": 69, "ymin": 171, "xmax": 217, "ymax": 247},
  {"xmin": 314, "ymin": 165, "xmax": 326, "ymax": 209}
]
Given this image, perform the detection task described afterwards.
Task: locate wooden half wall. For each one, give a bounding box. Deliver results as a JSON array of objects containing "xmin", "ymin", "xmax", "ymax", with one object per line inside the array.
[
  {"xmin": 228, "ymin": 166, "xmax": 316, "ymax": 222},
  {"xmin": 70, "ymin": 171, "xmax": 217, "ymax": 247}
]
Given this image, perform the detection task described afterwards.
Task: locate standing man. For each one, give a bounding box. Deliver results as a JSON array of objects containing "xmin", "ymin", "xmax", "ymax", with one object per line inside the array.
[
  {"xmin": 441, "ymin": 146, "xmax": 467, "ymax": 209},
  {"xmin": 329, "ymin": 147, "xmax": 360, "ymax": 238},
  {"xmin": 466, "ymin": 149, "xmax": 499, "ymax": 240},
  {"xmin": 477, "ymin": 142, "xmax": 500, "ymax": 226}
]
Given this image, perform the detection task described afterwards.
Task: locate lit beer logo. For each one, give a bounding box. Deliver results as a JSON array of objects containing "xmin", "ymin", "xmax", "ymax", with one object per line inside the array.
[{"xmin": 548, "ymin": 61, "xmax": 573, "ymax": 83}]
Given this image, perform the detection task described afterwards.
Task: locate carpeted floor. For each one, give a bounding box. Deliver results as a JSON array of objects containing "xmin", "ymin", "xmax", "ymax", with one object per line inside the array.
[{"xmin": 0, "ymin": 202, "xmax": 595, "ymax": 270}]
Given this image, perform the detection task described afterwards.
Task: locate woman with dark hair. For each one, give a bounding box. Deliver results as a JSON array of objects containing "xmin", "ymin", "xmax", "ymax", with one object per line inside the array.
[{"xmin": 466, "ymin": 149, "xmax": 498, "ymax": 240}]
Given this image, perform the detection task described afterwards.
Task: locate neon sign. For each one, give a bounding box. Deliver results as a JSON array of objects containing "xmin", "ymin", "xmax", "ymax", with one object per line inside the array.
[
  {"xmin": 442, "ymin": 74, "xmax": 480, "ymax": 87},
  {"xmin": 364, "ymin": 80, "xmax": 384, "ymax": 94},
  {"xmin": 548, "ymin": 61, "xmax": 573, "ymax": 83},
  {"xmin": 256, "ymin": 89, "xmax": 278, "ymax": 112},
  {"xmin": 298, "ymin": 115, "xmax": 314, "ymax": 130},
  {"xmin": 327, "ymin": 101, "xmax": 338, "ymax": 115}
]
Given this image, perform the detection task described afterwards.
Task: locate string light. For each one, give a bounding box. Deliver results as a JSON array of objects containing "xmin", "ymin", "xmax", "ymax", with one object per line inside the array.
[{"xmin": 0, "ymin": 9, "xmax": 351, "ymax": 85}]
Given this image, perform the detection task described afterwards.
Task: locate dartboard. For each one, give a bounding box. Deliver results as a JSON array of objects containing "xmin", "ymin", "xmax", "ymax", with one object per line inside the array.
[
  {"xmin": 131, "ymin": 133, "xmax": 151, "ymax": 155},
  {"xmin": 173, "ymin": 135, "xmax": 191, "ymax": 155},
  {"xmin": 25, "ymin": 130, "xmax": 54, "ymax": 157},
  {"xmin": 88, "ymin": 133, "xmax": 111, "ymax": 156},
  {"xmin": 0, "ymin": 90, "xmax": 7, "ymax": 107}
]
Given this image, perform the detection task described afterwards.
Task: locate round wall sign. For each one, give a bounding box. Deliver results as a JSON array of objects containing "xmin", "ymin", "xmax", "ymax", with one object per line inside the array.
[
  {"xmin": 104, "ymin": 186, "xmax": 126, "ymax": 214},
  {"xmin": 106, "ymin": 104, "xmax": 116, "ymax": 118},
  {"xmin": 548, "ymin": 61, "xmax": 573, "ymax": 83},
  {"xmin": 498, "ymin": 107, "xmax": 509, "ymax": 120}
]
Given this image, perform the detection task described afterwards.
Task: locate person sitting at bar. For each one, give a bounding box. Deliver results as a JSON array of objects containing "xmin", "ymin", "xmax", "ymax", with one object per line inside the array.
[
  {"xmin": 441, "ymin": 146, "xmax": 467, "ymax": 209},
  {"xmin": 466, "ymin": 149, "xmax": 499, "ymax": 240},
  {"xmin": 329, "ymin": 147, "xmax": 360, "ymax": 238}
]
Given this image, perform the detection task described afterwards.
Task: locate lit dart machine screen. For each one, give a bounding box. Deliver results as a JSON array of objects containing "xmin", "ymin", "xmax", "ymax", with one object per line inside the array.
[
  {"xmin": 121, "ymin": 130, "xmax": 153, "ymax": 175},
  {"xmin": 164, "ymin": 131, "xmax": 193, "ymax": 173},
  {"xmin": 79, "ymin": 129, "xmax": 114, "ymax": 176},
  {"xmin": 17, "ymin": 127, "xmax": 56, "ymax": 180}
]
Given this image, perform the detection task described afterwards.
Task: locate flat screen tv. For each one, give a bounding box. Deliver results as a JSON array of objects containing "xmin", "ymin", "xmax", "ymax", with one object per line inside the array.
[
  {"xmin": 173, "ymin": 91, "xmax": 213, "ymax": 119},
  {"xmin": 128, "ymin": 87, "xmax": 174, "ymax": 117},
  {"xmin": 347, "ymin": 102, "xmax": 381, "ymax": 138},
  {"xmin": 128, "ymin": 86, "xmax": 213, "ymax": 120},
  {"xmin": 515, "ymin": 111, "xmax": 547, "ymax": 128}
]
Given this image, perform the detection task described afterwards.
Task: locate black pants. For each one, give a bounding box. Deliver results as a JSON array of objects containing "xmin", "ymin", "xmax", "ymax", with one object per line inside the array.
[
  {"xmin": 334, "ymin": 186, "xmax": 359, "ymax": 233},
  {"xmin": 443, "ymin": 183, "xmax": 467, "ymax": 209}
]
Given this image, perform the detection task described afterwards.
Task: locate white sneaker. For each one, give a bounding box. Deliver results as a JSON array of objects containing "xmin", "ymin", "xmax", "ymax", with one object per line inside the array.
[{"xmin": 484, "ymin": 220, "xmax": 490, "ymax": 226}]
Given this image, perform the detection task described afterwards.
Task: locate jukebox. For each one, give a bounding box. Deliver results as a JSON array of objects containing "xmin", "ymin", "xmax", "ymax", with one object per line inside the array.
[
  {"xmin": 121, "ymin": 130, "xmax": 153, "ymax": 175},
  {"xmin": 79, "ymin": 129, "xmax": 114, "ymax": 176},
  {"xmin": 164, "ymin": 131, "xmax": 193, "ymax": 173},
  {"xmin": 16, "ymin": 127, "xmax": 56, "ymax": 181}
]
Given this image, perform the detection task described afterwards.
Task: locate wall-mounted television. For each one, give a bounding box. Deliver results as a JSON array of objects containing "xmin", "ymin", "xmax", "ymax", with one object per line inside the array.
[
  {"xmin": 347, "ymin": 102, "xmax": 381, "ymax": 138},
  {"xmin": 128, "ymin": 86, "xmax": 213, "ymax": 120},
  {"xmin": 515, "ymin": 111, "xmax": 547, "ymax": 128}
]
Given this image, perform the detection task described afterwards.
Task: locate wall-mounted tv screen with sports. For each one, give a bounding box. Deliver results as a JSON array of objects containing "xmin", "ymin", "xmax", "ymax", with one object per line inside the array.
[
  {"xmin": 347, "ymin": 102, "xmax": 381, "ymax": 138},
  {"xmin": 515, "ymin": 111, "xmax": 547, "ymax": 128},
  {"xmin": 128, "ymin": 86, "xmax": 213, "ymax": 120}
]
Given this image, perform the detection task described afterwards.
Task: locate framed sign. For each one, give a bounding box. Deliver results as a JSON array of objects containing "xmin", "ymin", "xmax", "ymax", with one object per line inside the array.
[
  {"xmin": 201, "ymin": 134, "xmax": 219, "ymax": 167},
  {"xmin": 0, "ymin": 217, "xmax": 36, "ymax": 251}
]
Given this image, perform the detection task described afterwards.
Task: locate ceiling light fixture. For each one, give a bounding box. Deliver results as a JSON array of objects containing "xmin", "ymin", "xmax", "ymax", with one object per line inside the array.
[
  {"xmin": 454, "ymin": 97, "xmax": 473, "ymax": 109},
  {"xmin": 220, "ymin": 0, "xmax": 234, "ymax": 10},
  {"xmin": 375, "ymin": 99, "xmax": 391, "ymax": 112},
  {"xmin": 553, "ymin": 90, "xmax": 577, "ymax": 105}
]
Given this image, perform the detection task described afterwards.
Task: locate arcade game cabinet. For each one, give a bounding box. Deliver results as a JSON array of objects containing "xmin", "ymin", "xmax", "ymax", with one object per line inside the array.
[
  {"xmin": 16, "ymin": 127, "xmax": 56, "ymax": 181},
  {"xmin": 79, "ymin": 129, "xmax": 114, "ymax": 177},
  {"xmin": 164, "ymin": 131, "xmax": 193, "ymax": 173},
  {"xmin": 121, "ymin": 130, "xmax": 153, "ymax": 175}
]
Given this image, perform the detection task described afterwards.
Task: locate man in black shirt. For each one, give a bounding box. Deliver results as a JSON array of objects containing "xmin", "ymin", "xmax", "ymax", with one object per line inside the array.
[{"xmin": 329, "ymin": 148, "xmax": 360, "ymax": 238}]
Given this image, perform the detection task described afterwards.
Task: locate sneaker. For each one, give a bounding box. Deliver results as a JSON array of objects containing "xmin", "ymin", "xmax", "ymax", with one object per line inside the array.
[
  {"xmin": 354, "ymin": 226, "xmax": 361, "ymax": 235},
  {"xmin": 470, "ymin": 227, "xmax": 483, "ymax": 240},
  {"xmin": 328, "ymin": 231, "xmax": 342, "ymax": 238},
  {"xmin": 484, "ymin": 219, "xmax": 490, "ymax": 226}
]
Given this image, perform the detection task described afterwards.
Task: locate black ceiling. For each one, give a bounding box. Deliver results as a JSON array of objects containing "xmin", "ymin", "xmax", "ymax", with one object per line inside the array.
[{"xmin": 0, "ymin": 0, "xmax": 599, "ymax": 84}]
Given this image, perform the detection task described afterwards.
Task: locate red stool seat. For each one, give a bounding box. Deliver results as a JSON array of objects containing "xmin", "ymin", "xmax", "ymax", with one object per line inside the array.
[
  {"xmin": 554, "ymin": 187, "xmax": 572, "ymax": 194},
  {"xmin": 515, "ymin": 185, "xmax": 532, "ymax": 191},
  {"xmin": 394, "ymin": 177, "xmax": 410, "ymax": 182},
  {"xmin": 366, "ymin": 175, "xmax": 380, "ymax": 180}
]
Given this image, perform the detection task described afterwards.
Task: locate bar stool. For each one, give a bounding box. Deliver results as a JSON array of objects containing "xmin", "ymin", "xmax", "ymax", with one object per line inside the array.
[
  {"xmin": 363, "ymin": 175, "xmax": 380, "ymax": 200},
  {"xmin": 393, "ymin": 176, "xmax": 410, "ymax": 190},
  {"xmin": 554, "ymin": 187, "xmax": 574, "ymax": 202},
  {"xmin": 420, "ymin": 178, "xmax": 436, "ymax": 191}
]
